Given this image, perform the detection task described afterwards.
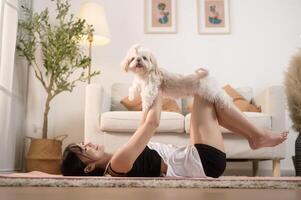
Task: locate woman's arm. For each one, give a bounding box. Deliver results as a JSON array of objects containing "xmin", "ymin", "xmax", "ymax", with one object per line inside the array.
[
  {"xmin": 139, "ymin": 110, "xmax": 148, "ymax": 126},
  {"xmin": 109, "ymin": 91, "xmax": 162, "ymax": 173}
]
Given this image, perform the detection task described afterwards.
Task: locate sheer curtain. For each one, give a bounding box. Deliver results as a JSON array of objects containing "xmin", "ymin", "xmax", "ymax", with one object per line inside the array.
[{"xmin": 0, "ymin": 0, "xmax": 31, "ymax": 172}]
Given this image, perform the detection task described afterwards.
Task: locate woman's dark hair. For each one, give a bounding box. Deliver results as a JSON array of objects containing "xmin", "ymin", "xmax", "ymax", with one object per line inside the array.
[{"xmin": 60, "ymin": 143, "xmax": 105, "ymax": 176}]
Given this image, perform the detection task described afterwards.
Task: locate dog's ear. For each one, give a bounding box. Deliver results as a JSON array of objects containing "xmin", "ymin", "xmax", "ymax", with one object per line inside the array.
[
  {"xmin": 121, "ymin": 56, "xmax": 130, "ymax": 72},
  {"xmin": 149, "ymin": 53, "xmax": 162, "ymax": 77},
  {"xmin": 149, "ymin": 53, "xmax": 158, "ymax": 69}
]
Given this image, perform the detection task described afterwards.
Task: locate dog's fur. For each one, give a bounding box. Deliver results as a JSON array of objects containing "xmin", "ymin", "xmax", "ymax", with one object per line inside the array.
[{"xmin": 121, "ymin": 44, "xmax": 231, "ymax": 111}]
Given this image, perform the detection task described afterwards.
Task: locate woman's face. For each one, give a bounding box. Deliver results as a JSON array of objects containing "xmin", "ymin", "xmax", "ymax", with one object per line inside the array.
[{"xmin": 76, "ymin": 142, "xmax": 105, "ymax": 164}]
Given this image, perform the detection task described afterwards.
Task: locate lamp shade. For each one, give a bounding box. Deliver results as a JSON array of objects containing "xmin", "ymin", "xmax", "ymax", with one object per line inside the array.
[{"xmin": 77, "ymin": 1, "xmax": 110, "ymax": 45}]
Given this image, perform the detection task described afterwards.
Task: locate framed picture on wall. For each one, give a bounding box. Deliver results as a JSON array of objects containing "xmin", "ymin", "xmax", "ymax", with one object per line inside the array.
[
  {"xmin": 144, "ymin": 0, "xmax": 177, "ymax": 33},
  {"xmin": 197, "ymin": 0, "xmax": 230, "ymax": 34}
]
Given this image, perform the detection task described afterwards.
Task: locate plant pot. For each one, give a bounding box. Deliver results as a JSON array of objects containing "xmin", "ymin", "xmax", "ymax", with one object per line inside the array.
[
  {"xmin": 25, "ymin": 135, "xmax": 67, "ymax": 174},
  {"xmin": 295, "ymin": 133, "xmax": 301, "ymax": 176}
]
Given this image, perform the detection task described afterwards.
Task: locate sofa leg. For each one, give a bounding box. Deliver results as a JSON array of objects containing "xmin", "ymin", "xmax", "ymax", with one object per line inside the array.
[
  {"xmin": 272, "ymin": 159, "xmax": 281, "ymax": 177},
  {"xmin": 252, "ymin": 160, "xmax": 259, "ymax": 176}
]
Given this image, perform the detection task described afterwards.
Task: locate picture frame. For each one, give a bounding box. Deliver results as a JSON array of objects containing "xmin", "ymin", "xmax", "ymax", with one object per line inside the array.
[
  {"xmin": 197, "ymin": 0, "xmax": 230, "ymax": 34},
  {"xmin": 144, "ymin": 0, "xmax": 177, "ymax": 34}
]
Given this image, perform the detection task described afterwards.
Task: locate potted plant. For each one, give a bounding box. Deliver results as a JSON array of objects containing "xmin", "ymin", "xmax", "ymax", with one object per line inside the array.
[
  {"xmin": 17, "ymin": 0, "xmax": 99, "ymax": 174},
  {"xmin": 284, "ymin": 49, "xmax": 301, "ymax": 176}
]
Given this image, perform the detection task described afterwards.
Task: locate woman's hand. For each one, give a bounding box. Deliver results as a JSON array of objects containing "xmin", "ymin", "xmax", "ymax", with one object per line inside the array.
[
  {"xmin": 139, "ymin": 90, "xmax": 163, "ymax": 127},
  {"xmin": 144, "ymin": 90, "xmax": 163, "ymax": 128}
]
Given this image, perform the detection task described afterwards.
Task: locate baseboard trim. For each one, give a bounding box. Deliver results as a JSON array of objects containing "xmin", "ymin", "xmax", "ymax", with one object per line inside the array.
[{"xmin": 0, "ymin": 168, "xmax": 23, "ymax": 173}]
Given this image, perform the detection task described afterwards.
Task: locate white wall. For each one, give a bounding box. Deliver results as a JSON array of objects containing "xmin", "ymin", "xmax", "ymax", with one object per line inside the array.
[{"xmin": 28, "ymin": 0, "xmax": 301, "ymax": 175}]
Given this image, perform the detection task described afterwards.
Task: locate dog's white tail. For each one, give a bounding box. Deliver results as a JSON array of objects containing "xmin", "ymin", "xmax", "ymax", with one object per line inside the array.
[{"xmin": 195, "ymin": 68, "xmax": 209, "ymax": 79}]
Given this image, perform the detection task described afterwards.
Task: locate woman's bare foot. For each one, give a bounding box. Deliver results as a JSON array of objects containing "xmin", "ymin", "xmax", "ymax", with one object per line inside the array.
[{"xmin": 248, "ymin": 130, "xmax": 288, "ymax": 150}]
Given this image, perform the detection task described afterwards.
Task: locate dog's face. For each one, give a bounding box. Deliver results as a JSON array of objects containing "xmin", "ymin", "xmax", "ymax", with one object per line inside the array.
[{"xmin": 121, "ymin": 45, "xmax": 158, "ymax": 75}]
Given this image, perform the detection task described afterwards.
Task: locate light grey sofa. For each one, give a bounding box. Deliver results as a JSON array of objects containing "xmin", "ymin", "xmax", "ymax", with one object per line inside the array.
[{"xmin": 85, "ymin": 83, "xmax": 286, "ymax": 176}]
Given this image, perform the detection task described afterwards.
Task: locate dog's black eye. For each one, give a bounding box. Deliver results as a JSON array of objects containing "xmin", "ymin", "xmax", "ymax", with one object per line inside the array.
[
  {"xmin": 143, "ymin": 56, "xmax": 147, "ymax": 60},
  {"xmin": 130, "ymin": 57, "xmax": 135, "ymax": 62}
]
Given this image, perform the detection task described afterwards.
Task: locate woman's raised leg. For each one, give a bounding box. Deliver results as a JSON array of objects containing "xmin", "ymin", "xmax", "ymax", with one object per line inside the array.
[
  {"xmin": 189, "ymin": 95, "xmax": 225, "ymax": 152},
  {"xmin": 213, "ymin": 101, "xmax": 288, "ymax": 149},
  {"xmin": 190, "ymin": 95, "xmax": 287, "ymax": 150}
]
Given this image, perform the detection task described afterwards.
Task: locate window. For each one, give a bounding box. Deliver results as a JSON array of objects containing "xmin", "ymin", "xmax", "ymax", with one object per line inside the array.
[{"xmin": 0, "ymin": 0, "xmax": 27, "ymax": 171}]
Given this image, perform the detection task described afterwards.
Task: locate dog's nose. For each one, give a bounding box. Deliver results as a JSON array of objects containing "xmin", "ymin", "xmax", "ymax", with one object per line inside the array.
[{"xmin": 136, "ymin": 58, "xmax": 141, "ymax": 62}]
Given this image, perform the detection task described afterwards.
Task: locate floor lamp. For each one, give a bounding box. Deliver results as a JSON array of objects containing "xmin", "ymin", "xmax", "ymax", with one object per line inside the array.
[{"xmin": 77, "ymin": 2, "xmax": 110, "ymax": 84}]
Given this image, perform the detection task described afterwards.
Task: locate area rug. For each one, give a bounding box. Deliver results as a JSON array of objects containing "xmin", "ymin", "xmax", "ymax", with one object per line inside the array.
[{"xmin": 1, "ymin": 171, "xmax": 301, "ymax": 189}]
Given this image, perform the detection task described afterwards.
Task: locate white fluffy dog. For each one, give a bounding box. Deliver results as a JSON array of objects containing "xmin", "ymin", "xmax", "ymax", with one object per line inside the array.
[{"xmin": 121, "ymin": 45, "xmax": 231, "ymax": 111}]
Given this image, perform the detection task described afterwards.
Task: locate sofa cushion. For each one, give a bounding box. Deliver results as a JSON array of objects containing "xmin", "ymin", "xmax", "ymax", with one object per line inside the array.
[
  {"xmin": 111, "ymin": 83, "xmax": 182, "ymax": 111},
  {"xmin": 120, "ymin": 96, "xmax": 181, "ymax": 113},
  {"xmin": 184, "ymin": 112, "xmax": 271, "ymax": 134},
  {"xmin": 223, "ymin": 84, "xmax": 261, "ymax": 112},
  {"xmin": 236, "ymin": 87, "xmax": 253, "ymax": 102},
  {"xmin": 120, "ymin": 96, "xmax": 142, "ymax": 111},
  {"xmin": 101, "ymin": 111, "xmax": 185, "ymax": 133},
  {"xmin": 181, "ymin": 86, "xmax": 254, "ymax": 115},
  {"xmin": 111, "ymin": 83, "xmax": 130, "ymax": 111}
]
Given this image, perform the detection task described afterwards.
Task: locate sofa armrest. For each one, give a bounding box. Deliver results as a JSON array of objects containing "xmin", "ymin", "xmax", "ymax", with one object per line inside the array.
[
  {"xmin": 84, "ymin": 84, "xmax": 106, "ymax": 143},
  {"xmin": 253, "ymin": 85, "xmax": 286, "ymax": 132}
]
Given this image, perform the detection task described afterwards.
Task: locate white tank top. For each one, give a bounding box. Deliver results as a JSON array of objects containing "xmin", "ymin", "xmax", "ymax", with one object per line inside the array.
[{"xmin": 147, "ymin": 142, "xmax": 206, "ymax": 178}]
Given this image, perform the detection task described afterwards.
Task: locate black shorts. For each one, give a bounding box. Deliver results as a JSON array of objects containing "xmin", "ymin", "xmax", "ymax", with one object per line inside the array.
[{"xmin": 194, "ymin": 143, "xmax": 226, "ymax": 178}]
